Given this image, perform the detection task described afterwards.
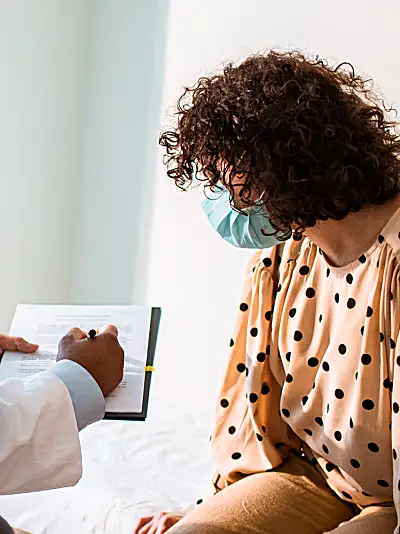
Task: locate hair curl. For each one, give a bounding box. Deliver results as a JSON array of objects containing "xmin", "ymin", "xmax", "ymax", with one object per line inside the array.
[{"xmin": 159, "ymin": 50, "xmax": 400, "ymax": 238}]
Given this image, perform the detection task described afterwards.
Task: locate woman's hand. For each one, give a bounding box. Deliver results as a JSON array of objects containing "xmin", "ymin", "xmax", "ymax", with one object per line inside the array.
[
  {"xmin": 0, "ymin": 334, "xmax": 38, "ymax": 354},
  {"xmin": 133, "ymin": 512, "xmax": 184, "ymax": 534}
]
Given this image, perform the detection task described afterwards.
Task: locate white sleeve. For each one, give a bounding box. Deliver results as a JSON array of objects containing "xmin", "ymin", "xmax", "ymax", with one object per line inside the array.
[{"xmin": 0, "ymin": 372, "xmax": 82, "ymax": 495}]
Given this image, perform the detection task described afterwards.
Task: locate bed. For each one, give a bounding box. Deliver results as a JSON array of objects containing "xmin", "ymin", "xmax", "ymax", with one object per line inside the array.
[{"xmin": 0, "ymin": 413, "xmax": 213, "ymax": 533}]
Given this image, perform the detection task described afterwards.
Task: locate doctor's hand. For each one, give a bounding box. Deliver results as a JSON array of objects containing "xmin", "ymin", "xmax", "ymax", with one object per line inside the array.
[
  {"xmin": 57, "ymin": 325, "xmax": 124, "ymax": 397},
  {"xmin": 0, "ymin": 334, "xmax": 38, "ymax": 354}
]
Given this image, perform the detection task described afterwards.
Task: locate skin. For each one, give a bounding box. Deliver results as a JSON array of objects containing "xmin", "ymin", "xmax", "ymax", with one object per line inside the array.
[{"xmin": 57, "ymin": 324, "xmax": 124, "ymax": 397}]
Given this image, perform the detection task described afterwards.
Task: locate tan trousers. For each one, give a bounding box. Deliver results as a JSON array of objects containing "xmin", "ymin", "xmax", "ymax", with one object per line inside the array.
[{"xmin": 170, "ymin": 453, "xmax": 397, "ymax": 534}]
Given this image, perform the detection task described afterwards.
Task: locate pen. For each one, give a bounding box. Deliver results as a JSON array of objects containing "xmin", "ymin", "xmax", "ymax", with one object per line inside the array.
[{"xmin": 88, "ymin": 329, "xmax": 96, "ymax": 340}]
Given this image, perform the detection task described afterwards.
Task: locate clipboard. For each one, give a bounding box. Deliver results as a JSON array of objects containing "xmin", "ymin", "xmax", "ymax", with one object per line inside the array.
[{"xmin": 103, "ymin": 306, "xmax": 161, "ymax": 421}]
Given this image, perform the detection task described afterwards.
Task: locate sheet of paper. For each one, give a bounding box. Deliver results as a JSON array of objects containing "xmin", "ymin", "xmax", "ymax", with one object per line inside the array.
[{"xmin": 0, "ymin": 304, "xmax": 152, "ymax": 413}]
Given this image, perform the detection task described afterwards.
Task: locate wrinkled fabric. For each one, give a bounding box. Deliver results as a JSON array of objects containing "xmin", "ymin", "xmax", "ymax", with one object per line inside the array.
[{"xmin": 211, "ymin": 206, "xmax": 400, "ymax": 530}]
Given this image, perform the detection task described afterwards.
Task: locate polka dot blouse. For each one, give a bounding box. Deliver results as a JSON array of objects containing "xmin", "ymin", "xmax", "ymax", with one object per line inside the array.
[{"xmin": 211, "ymin": 207, "xmax": 400, "ymax": 518}]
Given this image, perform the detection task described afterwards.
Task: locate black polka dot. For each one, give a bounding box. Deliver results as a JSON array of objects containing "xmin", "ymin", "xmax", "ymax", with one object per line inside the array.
[
  {"xmin": 398, "ymin": 231, "xmax": 400, "ymax": 240},
  {"xmin": 302, "ymin": 395, "xmax": 308, "ymax": 405},
  {"xmin": 383, "ymin": 377, "xmax": 393, "ymax": 391},
  {"xmin": 362, "ymin": 491, "xmax": 371, "ymax": 497},
  {"xmin": 220, "ymin": 399, "xmax": 229, "ymax": 408},
  {"xmin": 266, "ymin": 345, "xmax": 271, "ymax": 355},
  {"xmin": 315, "ymin": 417, "xmax": 323, "ymax": 426},
  {"xmin": 335, "ymin": 389, "xmax": 344, "ymax": 399},
  {"xmin": 232, "ymin": 452, "xmax": 241, "ymax": 460},
  {"xmin": 397, "ymin": 356, "xmax": 400, "ymax": 367},
  {"xmin": 196, "ymin": 499, "xmax": 204, "ymax": 505},
  {"xmin": 349, "ymin": 417, "xmax": 354, "ymax": 428},
  {"xmin": 322, "ymin": 444, "xmax": 329, "ymax": 455},
  {"xmin": 334, "ymin": 431, "xmax": 342, "ymax": 441},
  {"xmin": 361, "ymin": 353, "xmax": 372, "ymax": 365},
  {"xmin": 338, "ymin": 344, "xmax": 347, "ymax": 355},
  {"xmin": 327, "ymin": 403, "xmax": 330, "ymax": 413},
  {"xmin": 276, "ymin": 283, "xmax": 282, "ymax": 292},
  {"xmin": 304, "ymin": 429, "xmax": 313, "ymax": 436},
  {"xmin": 361, "ymin": 325, "xmax": 365, "ymax": 335},
  {"xmin": 366, "ymin": 306, "xmax": 373, "ymax": 317},
  {"xmin": 394, "ymin": 402, "xmax": 400, "ymax": 414},
  {"xmin": 335, "ymin": 293, "xmax": 340, "ymax": 303},
  {"xmin": 322, "ymin": 361, "xmax": 330, "ymax": 372},
  {"xmin": 308, "ymin": 357, "xmax": 319, "ymax": 367},
  {"xmin": 390, "ymin": 292, "xmax": 394, "ymax": 301},
  {"xmin": 391, "ymin": 339, "xmax": 397, "ymax": 350},
  {"xmin": 261, "ymin": 383, "xmax": 270, "ymax": 396},
  {"xmin": 368, "ymin": 442, "xmax": 380, "ymax": 453},
  {"xmin": 346, "ymin": 273, "xmax": 353, "ymax": 284},
  {"xmin": 286, "ymin": 374, "xmax": 293, "ymax": 383},
  {"xmin": 289, "ymin": 308, "xmax": 296, "ymax": 318},
  {"xmin": 311, "ymin": 457, "xmax": 318, "ymax": 466},
  {"xmin": 299, "ymin": 266, "xmax": 310, "ymax": 275},
  {"xmin": 294, "ymin": 331, "xmax": 303, "ymax": 342},
  {"xmin": 237, "ymin": 363, "xmax": 246, "ymax": 373},
  {"xmin": 358, "ymin": 254, "xmax": 367, "ymax": 264},
  {"xmin": 378, "ymin": 235, "xmax": 385, "ymax": 244},
  {"xmin": 350, "ymin": 459, "xmax": 360, "ymax": 469},
  {"xmin": 249, "ymin": 393, "xmax": 258, "ymax": 403},
  {"xmin": 230, "ymin": 338, "xmax": 235, "ymax": 347},
  {"xmin": 377, "ymin": 260, "xmax": 380, "ymax": 268},
  {"xmin": 250, "ymin": 327, "xmax": 258, "ymax": 337},
  {"xmin": 264, "ymin": 311, "xmax": 272, "ymax": 321},
  {"xmin": 306, "ymin": 288, "xmax": 315, "ymax": 298},
  {"xmin": 256, "ymin": 433, "xmax": 263, "ymax": 441},
  {"xmin": 228, "ymin": 426, "xmax": 236, "ymax": 435},
  {"xmin": 355, "ymin": 371, "xmax": 359, "ymax": 380},
  {"xmin": 285, "ymin": 352, "xmax": 291, "ymax": 362},
  {"xmin": 282, "ymin": 408, "xmax": 290, "ymax": 418},
  {"xmin": 342, "ymin": 491, "xmax": 352, "ymax": 500},
  {"xmin": 262, "ymin": 425, "xmax": 266, "ymax": 433},
  {"xmin": 246, "ymin": 367, "xmax": 249, "ymax": 377},
  {"xmin": 277, "ymin": 255, "xmax": 282, "ymax": 265},
  {"xmin": 362, "ymin": 399, "xmax": 375, "ymax": 410},
  {"xmin": 240, "ymin": 303, "xmax": 248, "ymax": 312},
  {"xmin": 257, "ymin": 352, "xmax": 266, "ymax": 362},
  {"xmin": 319, "ymin": 314, "xmax": 322, "ymax": 323},
  {"xmin": 326, "ymin": 462, "xmax": 335, "ymax": 472},
  {"xmin": 263, "ymin": 258, "xmax": 272, "ymax": 268},
  {"xmin": 394, "ymin": 449, "xmax": 397, "ymax": 461},
  {"xmin": 347, "ymin": 298, "xmax": 356, "ymax": 309},
  {"xmin": 380, "ymin": 332, "xmax": 384, "ymax": 342},
  {"xmin": 327, "ymin": 268, "xmax": 331, "ymax": 277},
  {"xmin": 377, "ymin": 480, "xmax": 390, "ymax": 488}
]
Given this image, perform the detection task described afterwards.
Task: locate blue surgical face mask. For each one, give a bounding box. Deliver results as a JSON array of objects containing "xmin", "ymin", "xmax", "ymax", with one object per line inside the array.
[{"xmin": 201, "ymin": 187, "xmax": 284, "ymax": 249}]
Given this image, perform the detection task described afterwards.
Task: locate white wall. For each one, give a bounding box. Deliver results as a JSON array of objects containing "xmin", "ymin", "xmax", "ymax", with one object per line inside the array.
[
  {"xmin": 71, "ymin": 0, "xmax": 169, "ymax": 305},
  {"xmin": 0, "ymin": 0, "xmax": 91, "ymax": 331},
  {"xmin": 146, "ymin": 0, "xmax": 400, "ymax": 418}
]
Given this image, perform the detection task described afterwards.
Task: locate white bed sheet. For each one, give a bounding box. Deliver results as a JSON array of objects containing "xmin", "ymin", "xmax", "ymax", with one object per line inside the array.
[{"xmin": 0, "ymin": 413, "xmax": 213, "ymax": 533}]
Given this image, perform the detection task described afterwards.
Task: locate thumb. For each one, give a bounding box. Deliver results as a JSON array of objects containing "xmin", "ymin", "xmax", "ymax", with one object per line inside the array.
[
  {"xmin": 67, "ymin": 327, "xmax": 87, "ymax": 341},
  {"xmin": 98, "ymin": 324, "xmax": 119, "ymax": 337},
  {"xmin": 58, "ymin": 327, "xmax": 86, "ymax": 351}
]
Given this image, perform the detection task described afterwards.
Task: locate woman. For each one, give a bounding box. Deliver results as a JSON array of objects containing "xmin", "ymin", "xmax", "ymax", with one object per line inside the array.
[{"xmin": 135, "ymin": 51, "xmax": 400, "ymax": 533}]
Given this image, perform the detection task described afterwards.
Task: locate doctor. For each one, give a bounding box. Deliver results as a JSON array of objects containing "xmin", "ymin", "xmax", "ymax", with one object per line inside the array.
[{"xmin": 0, "ymin": 325, "xmax": 124, "ymax": 533}]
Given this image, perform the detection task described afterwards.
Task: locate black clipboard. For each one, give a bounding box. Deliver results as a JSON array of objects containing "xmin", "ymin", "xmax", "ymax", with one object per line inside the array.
[{"xmin": 103, "ymin": 307, "xmax": 161, "ymax": 422}]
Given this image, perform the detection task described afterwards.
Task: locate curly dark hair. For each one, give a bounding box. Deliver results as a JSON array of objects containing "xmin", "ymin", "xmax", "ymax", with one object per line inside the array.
[{"xmin": 159, "ymin": 50, "xmax": 400, "ymax": 238}]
